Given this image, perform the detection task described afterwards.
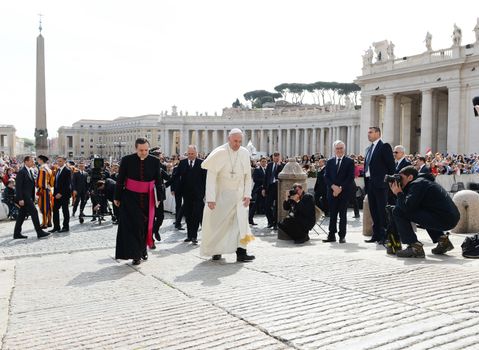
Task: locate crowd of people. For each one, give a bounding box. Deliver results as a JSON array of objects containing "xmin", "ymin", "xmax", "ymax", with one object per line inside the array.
[{"xmin": 0, "ymin": 125, "xmax": 474, "ymax": 263}]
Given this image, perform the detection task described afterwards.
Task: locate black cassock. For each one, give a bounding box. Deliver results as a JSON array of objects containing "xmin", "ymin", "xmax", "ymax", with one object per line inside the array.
[{"xmin": 115, "ymin": 154, "xmax": 162, "ymax": 260}]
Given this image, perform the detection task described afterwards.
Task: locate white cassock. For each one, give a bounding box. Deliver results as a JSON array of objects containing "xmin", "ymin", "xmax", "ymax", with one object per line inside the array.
[{"xmin": 200, "ymin": 143, "xmax": 254, "ymax": 256}]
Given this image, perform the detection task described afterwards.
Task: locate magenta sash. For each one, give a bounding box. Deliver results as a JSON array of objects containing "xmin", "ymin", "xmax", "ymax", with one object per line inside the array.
[{"xmin": 125, "ymin": 178, "xmax": 155, "ymax": 248}]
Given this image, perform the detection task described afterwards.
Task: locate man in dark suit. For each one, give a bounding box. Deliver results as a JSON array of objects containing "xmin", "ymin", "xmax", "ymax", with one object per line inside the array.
[
  {"xmin": 169, "ymin": 164, "xmax": 185, "ymax": 230},
  {"xmin": 314, "ymin": 158, "xmax": 329, "ymax": 216},
  {"xmin": 172, "ymin": 145, "xmax": 206, "ymax": 244},
  {"xmin": 262, "ymin": 152, "xmax": 284, "ymax": 230},
  {"xmin": 13, "ymin": 156, "xmax": 50, "ymax": 239},
  {"xmin": 72, "ymin": 161, "xmax": 89, "ymax": 217},
  {"xmin": 417, "ymin": 156, "xmax": 431, "ymax": 174},
  {"xmin": 363, "ymin": 127, "xmax": 396, "ymax": 244},
  {"xmin": 393, "ymin": 145, "xmax": 411, "ymax": 174},
  {"xmin": 50, "ymin": 156, "xmax": 72, "ymax": 233},
  {"xmin": 249, "ymin": 157, "xmax": 267, "ymax": 225},
  {"xmin": 323, "ymin": 141, "xmax": 355, "ymax": 243}
]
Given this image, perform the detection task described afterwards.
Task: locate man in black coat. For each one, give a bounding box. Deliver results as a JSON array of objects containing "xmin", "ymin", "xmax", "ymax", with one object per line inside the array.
[
  {"xmin": 278, "ymin": 183, "xmax": 316, "ymax": 244},
  {"xmin": 72, "ymin": 161, "xmax": 89, "ymax": 217},
  {"xmin": 313, "ymin": 158, "xmax": 329, "ymax": 216},
  {"xmin": 323, "ymin": 141, "xmax": 355, "ymax": 243},
  {"xmin": 50, "ymin": 156, "xmax": 72, "ymax": 233},
  {"xmin": 363, "ymin": 127, "xmax": 396, "ymax": 244},
  {"xmin": 168, "ymin": 165, "xmax": 185, "ymax": 230},
  {"xmin": 390, "ymin": 166, "xmax": 460, "ymax": 258},
  {"xmin": 262, "ymin": 152, "xmax": 284, "ymax": 230},
  {"xmin": 393, "ymin": 145, "xmax": 411, "ymax": 174},
  {"xmin": 171, "ymin": 145, "xmax": 206, "ymax": 244},
  {"xmin": 13, "ymin": 156, "xmax": 50, "ymax": 239},
  {"xmin": 417, "ymin": 156, "xmax": 431, "ymax": 174},
  {"xmin": 249, "ymin": 157, "xmax": 267, "ymax": 225}
]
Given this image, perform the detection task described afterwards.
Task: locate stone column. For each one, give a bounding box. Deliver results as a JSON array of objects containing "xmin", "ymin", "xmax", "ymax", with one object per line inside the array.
[
  {"xmin": 268, "ymin": 129, "xmax": 273, "ymax": 154},
  {"xmin": 204, "ymin": 130, "xmax": 209, "ymax": 153},
  {"xmin": 420, "ymin": 89, "xmax": 433, "ymax": 153},
  {"xmin": 401, "ymin": 97, "xmax": 412, "ymax": 152},
  {"xmin": 447, "ymin": 86, "xmax": 461, "ymax": 154},
  {"xmin": 286, "ymin": 128, "xmax": 291, "ymax": 157},
  {"xmin": 295, "ymin": 128, "xmax": 300, "ymax": 157},
  {"xmin": 302, "ymin": 128, "xmax": 308, "ymax": 155},
  {"xmin": 278, "ymin": 129, "xmax": 282, "ymax": 155},
  {"xmin": 360, "ymin": 94, "xmax": 374, "ymax": 153},
  {"xmin": 319, "ymin": 128, "xmax": 324, "ymax": 156},
  {"xmin": 311, "ymin": 128, "xmax": 317, "ymax": 154},
  {"xmin": 383, "ymin": 93, "xmax": 395, "ymax": 144},
  {"xmin": 251, "ymin": 129, "xmax": 257, "ymax": 148},
  {"xmin": 259, "ymin": 129, "xmax": 265, "ymax": 152}
]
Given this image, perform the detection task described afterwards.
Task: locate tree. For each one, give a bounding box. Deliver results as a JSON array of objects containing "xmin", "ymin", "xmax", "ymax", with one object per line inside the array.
[
  {"xmin": 243, "ymin": 90, "xmax": 282, "ymax": 108},
  {"xmin": 232, "ymin": 98, "xmax": 241, "ymax": 108}
]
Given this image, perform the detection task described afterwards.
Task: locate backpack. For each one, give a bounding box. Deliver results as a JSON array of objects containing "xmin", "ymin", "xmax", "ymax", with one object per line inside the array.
[{"xmin": 461, "ymin": 234, "xmax": 479, "ymax": 259}]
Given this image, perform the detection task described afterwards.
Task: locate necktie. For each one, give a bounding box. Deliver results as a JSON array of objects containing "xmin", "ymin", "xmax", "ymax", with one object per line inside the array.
[
  {"xmin": 336, "ymin": 158, "xmax": 342, "ymax": 174},
  {"xmin": 365, "ymin": 143, "xmax": 374, "ymax": 173},
  {"xmin": 29, "ymin": 169, "xmax": 34, "ymax": 181},
  {"xmin": 271, "ymin": 164, "xmax": 276, "ymax": 183},
  {"xmin": 189, "ymin": 160, "xmax": 193, "ymax": 169}
]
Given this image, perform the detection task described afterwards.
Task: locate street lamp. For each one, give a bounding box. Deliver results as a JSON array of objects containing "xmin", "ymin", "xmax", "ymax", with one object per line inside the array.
[
  {"xmin": 113, "ymin": 137, "xmax": 126, "ymax": 160},
  {"xmin": 96, "ymin": 143, "xmax": 106, "ymax": 158}
]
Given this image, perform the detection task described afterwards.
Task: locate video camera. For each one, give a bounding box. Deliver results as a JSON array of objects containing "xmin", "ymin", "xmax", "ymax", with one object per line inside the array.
[{"xmin": 384, "ymin": 174, "xmax": 401, "ymax": 185}]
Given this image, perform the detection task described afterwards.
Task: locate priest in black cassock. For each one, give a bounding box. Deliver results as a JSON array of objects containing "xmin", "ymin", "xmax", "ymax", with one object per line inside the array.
[{"xmin": 114, "ymin": 138, "xmax": 163, "ymax": 265}]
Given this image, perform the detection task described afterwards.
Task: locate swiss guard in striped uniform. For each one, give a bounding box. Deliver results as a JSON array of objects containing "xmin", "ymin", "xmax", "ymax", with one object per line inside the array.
[{"xmin": 36, "ymin": 155, "xmax": 53, "ymax": 229}]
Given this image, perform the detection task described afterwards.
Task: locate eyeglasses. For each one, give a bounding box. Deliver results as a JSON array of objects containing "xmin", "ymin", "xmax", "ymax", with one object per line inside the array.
[{"xmin": 393, "ymin": 151, "xmax": 399, "ymax": 154}]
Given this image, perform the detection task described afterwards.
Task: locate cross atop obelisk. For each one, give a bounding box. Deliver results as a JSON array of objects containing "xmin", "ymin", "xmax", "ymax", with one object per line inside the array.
[{"xmin": 35, "ymin": 14, "xmax": 49, "ymax": 156}]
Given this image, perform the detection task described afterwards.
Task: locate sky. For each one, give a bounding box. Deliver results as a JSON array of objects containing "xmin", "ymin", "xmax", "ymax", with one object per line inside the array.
[{"xmin": 1, "ymin": 0, "xmax": 478, "ymax": 138}]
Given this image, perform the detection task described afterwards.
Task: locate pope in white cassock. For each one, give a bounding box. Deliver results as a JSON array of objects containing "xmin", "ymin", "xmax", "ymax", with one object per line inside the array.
[{"xmin": 200, "ymin": 128, "xmax": 256, "ymax": 262}]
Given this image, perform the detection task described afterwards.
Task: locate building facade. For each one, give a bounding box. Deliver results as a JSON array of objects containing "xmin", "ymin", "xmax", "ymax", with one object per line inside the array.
[
  {"xmin": 57, "ymin": 106, "xmax": 361, "ymax": 159},
  {"xmin": 356, "ymin": 23, "xmax": 479, "ymax": 154},
  {"xmin": 0, "ymin": 125, "xmax": 16, "ymax": 156}
]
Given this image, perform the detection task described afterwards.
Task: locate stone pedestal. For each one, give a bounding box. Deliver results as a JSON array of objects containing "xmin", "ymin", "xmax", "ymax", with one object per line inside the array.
[
  {"xmin": 452, "ymin": 190, "xmax": 479, "ymax": 233},
  {"xmin": 277, "ymin": 159, "xmax": 308, "ymax": 240},
  {"xmin": 362, "ymin": 195, "xmax": 373, "ymax": 236}
]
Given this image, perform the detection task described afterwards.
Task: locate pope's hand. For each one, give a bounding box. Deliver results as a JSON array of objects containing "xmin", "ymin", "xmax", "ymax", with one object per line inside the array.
[
  {"xmin": 208, "ymin": 202, "xmax": 216, "ymax": 210},
  {"xmin": 243, "ymin": 197, "xmax": 250, "ymax": 207}
]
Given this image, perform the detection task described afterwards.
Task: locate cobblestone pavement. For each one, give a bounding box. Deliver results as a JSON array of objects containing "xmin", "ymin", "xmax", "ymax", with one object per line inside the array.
[{"xmin": 1, "ymin": 209, "xmax": 479, "ymax": 349}]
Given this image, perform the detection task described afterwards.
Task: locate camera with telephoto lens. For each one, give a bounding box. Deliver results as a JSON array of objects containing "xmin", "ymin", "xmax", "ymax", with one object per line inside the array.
[
  {"xmin": 384, "ymin": 174, "xmax": 401, "ymax": 185},
  {"xmin": 288, "ymin": 189, "xmax": 297, "ymax": 198}
]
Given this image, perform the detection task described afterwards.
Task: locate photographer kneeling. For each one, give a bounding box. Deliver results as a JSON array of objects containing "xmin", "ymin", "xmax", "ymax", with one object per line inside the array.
[
  {"xmin": 278, "ymin": 183, "xmax": 316, "ymax": 244},
  {"xmin": 91, "ymin": 179, "xmax": 118, "ymax": 223},
  {"xmin": 389, "ymin": 166, "xmax": 460, "ymax": 258}
]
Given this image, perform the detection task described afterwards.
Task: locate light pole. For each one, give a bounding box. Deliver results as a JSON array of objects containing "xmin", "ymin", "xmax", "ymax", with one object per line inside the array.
[
  {"xmin": 114, "ymin": 137, "xmax": 126, "ymax": 160},
  {"xmin": 96, "ymin": 143, "xmax": 106, "ymax": 158}
]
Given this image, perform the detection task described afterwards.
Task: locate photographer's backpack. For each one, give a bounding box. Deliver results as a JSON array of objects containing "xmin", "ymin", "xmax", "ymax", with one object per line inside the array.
[{"xmin": 461, "ymin": 234, "xmax": 479, "ymax": 259}]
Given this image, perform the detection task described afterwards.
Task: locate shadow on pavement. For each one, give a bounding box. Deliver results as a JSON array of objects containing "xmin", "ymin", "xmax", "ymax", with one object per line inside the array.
[
  {"xmin": 174, "ymin": 260, "xmax": 243, "ymax": 286},
  {"xmin": 66, "ymin": 264, "xmax": 135, "ymax": 286}
]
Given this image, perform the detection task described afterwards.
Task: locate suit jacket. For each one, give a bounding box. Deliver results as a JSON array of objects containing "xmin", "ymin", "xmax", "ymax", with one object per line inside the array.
[
  {"xmin": 252, "ymin": 166, "xmax": 266, "ymax": 196},
  {"xmin": 263, "ymin": 162, "xmax": 284, "ymax": 189},
  {"xmin": 395, "ymin": 158, "xmax": 412, "ymax": 174},
  {"xmin": 364, "ymin": 140, "xmax": 395, "ymax": 189},
  {"xmin": 419, "ymin": 165, "xmax": 431, "ymax": 174},
  {"xmin": 72, "ymin": 171, "xmax": 88, "ymax": 193},
  {"xmin": 54, "ymin": 166, "xmax": 72, "ymax": 198},
  {"xmin": 324, "ymin": 157, "xmax": 355, "ymax": 199},
  {"xmin": 314, "ymin": 167, "xmax": 327, "ymax": 196},
  {"xmin": 173, "ymin": 158, "xmax": 206, "ymax": 200},
  {"xmin": 14, "ymin": 167, "xmax": 36, "ymax": 203}
]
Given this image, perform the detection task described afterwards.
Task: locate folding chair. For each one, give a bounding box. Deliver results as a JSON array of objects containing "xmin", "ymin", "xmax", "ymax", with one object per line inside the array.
[{"xmin": 312, "ymin": 206, "xmax": 328, "ymax": 235}]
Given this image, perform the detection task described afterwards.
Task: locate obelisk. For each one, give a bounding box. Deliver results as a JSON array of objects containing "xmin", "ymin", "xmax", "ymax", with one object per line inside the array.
[{"xmin": 35, "ymin": 16, "xmax": 48, "ymax": 155}]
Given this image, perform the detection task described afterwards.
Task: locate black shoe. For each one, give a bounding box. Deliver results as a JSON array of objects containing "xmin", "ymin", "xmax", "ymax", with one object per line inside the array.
[
  {"xmin": 132, "ymin": 259, "xmax": 141, "ymax": 265},
  {"xmin": 267, "ymin": 223, "xmax": 274, "ymax": 229},
  {"xmin": 322, "ymin": 236, "xmax": 336, "ymax": 243},
  {"xmin": 58, "ymin": 228, "xmax": 69, "ymax": 233},
  {"xmin": 91, "ymin": 217, "xmax": 97, "ymax": 222},
  {"xmin": 37, "ymin": 230, "xmax": 51, "ymax": 239},
  {"xmin": 13, "ymin": 234, "xmax": 28, "ymax": 239},
  {"xmin": 150, "ymin": 243, "xmax": 156, "ymax": 250},
  {"xmin": 364, "ymin": 238, "xmax": 379, "ymax": 243},
  {"xmin": 142, "ymin": 254, "xmax": 148, "ymax": 261},
  {"xmin": 184, "ymin": 238, "xmax": 192, "ymax": 242},
  {"xmin": 236, "ymin": 247, "xmax": 255, "ymax": 262},
  {"xmin": 339, "ymin": 237, "xmax": 346, "ymax": 244},
  {"xmin": 191, "ymin": 240, "xmax": 198, "ymax": 245},
  {"xmin": 112, "ymin": 220, "xmax": 118, "ymax": 225},
  {"xmin": 154, "ymin": 232, "xmax": 161, "ymax": 241},
  {"xmin": 72, "ymin": 212, "xmax": 76, "ymax": 217},
  {"xmin": 176, "ymin": 225, "xmax": 185, "ymax": 230},
  {"xmin": 212, "ymin": 255, "xmax": 222, "ymax": 261},
  {"xmin": 353, "ymin": 215, "xmax": 360, "ymax": 219},
  {"xmin": 272, "ymin": 225, "xmax": 278, "ymax": 231},
  {"xmin": 249, "ymin": 221, "xmax": 258, "ymax": 226},
  {"xmin": 49, "ymin": 228, "xmax": 60, "ymax": 233}
]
